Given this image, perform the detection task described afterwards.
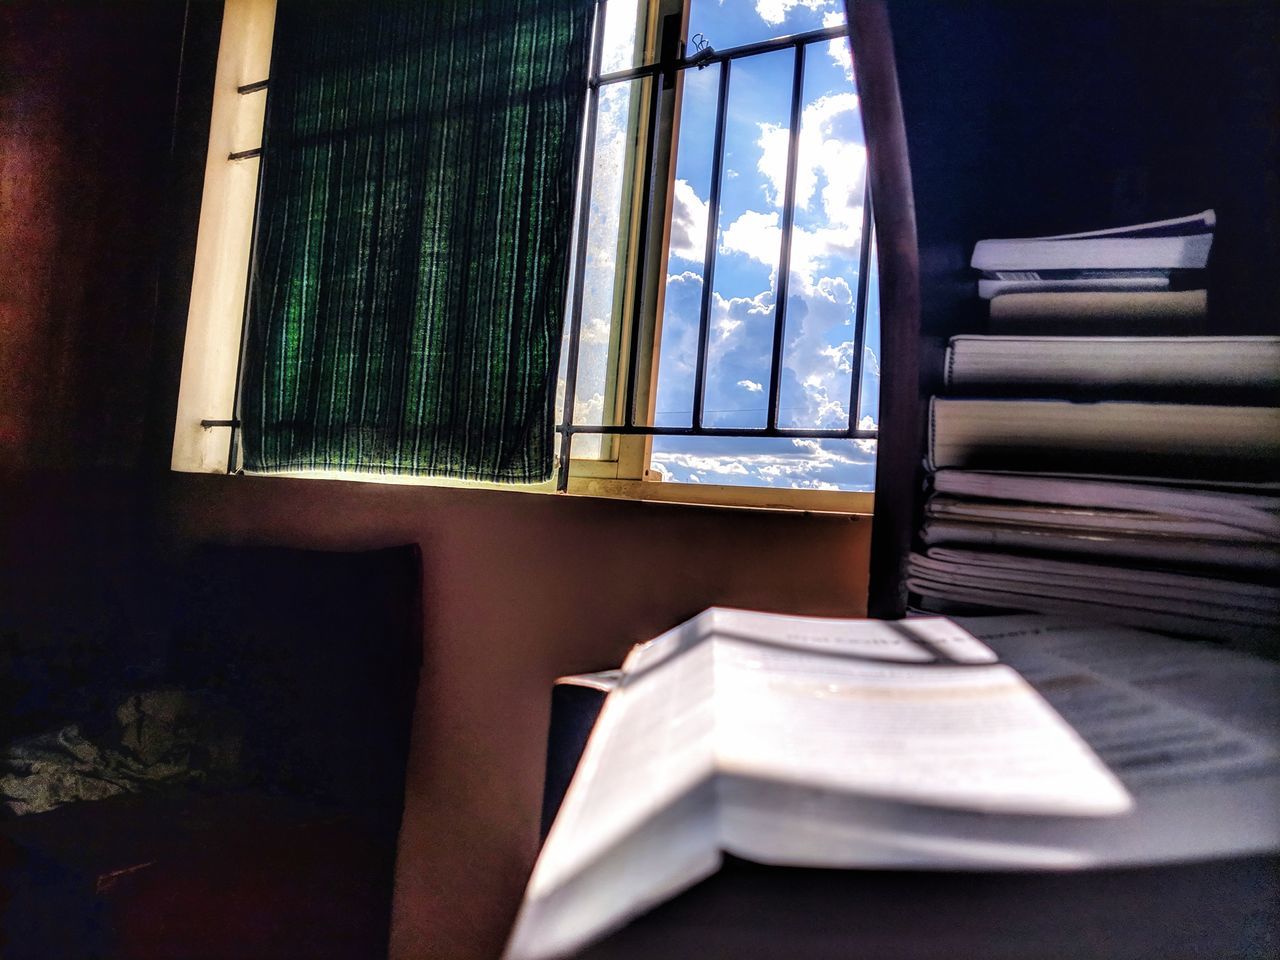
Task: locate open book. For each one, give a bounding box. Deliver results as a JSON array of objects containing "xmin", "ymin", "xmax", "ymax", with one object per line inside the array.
[{"xmin": 506, "ymin": 610, "xmax": 1280, "ymax": 960}]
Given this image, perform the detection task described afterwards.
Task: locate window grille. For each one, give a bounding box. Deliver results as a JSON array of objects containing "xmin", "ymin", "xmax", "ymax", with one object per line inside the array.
[{"xmin": 556, "ymin": 5, "xmax": 877, "ymax": 491}]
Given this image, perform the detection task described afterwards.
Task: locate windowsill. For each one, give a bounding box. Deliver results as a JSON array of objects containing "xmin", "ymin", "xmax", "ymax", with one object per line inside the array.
[
  {"xmin": 565, "ymin": 476, "xmax": 873, "ymax": 515},
  {"xmin": 203, "ymin": 465, "xmax": 873, "ymax": 516}
]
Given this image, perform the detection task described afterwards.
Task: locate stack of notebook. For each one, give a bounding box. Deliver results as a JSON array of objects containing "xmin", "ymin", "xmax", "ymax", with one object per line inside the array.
[{"xmin": 907, "ymin": 211, "xmax": 1280, "ymax": 648}]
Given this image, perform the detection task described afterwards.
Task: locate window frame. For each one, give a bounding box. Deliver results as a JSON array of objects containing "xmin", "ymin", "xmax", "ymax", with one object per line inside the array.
[
  {"xmin": 556, "ymin": 0, "xmax": 878, "ymax": 512},
  {"xmin": 172, "ymin": 0, "xmax": 276, "ymax": 476},
  {"xmin": 172, "ymin": 0, "xmax": 874, "ymax": 516}
]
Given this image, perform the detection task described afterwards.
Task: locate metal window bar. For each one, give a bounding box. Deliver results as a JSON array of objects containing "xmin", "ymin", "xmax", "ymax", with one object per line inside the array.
[
  {"xmin": 766, "ymin": 40, "xmax": 807, "ymax": 432},
  {"xmin": 556, "ymin": 6, "xmax": 878, "ymax": 492},
  {"xmin": 226, "ymin": 73, "xmax": 276, "ymax": 473},
  {"xmin": 690, "ymin": 55, "xmax": 730, "ymax": 431},
  {"xmin": 849, "ymin": 180, "xmax": 874, "ymax": 431}
]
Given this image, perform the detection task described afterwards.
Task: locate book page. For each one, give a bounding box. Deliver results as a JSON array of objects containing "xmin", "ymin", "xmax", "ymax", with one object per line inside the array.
[
  {"xmin": 504, "ymin": 613, "xmax": 723, "ymax": 960},
  {"xmin": 956, "ymin": 615, "xmax": 1280, "ymax": 744},
  {"xmin": 709, "ymin": 613, "xmax": 1132, "ymax": 871},
  {"xmin": 949, "ymin": 616, "xmax": 1280, "ymax": 863},
  {"xmin": 721, "ymin": 614, "xmax": 1279, "ymax": 871},
  {"xmin": 1036, "ymin": 208, "xmax": 1214, "ymax": 241}
]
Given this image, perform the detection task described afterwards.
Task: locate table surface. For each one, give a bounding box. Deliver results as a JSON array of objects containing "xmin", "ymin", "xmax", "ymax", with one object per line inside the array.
[{"xmin": 575, "ymin": 852, "xmax": 1279, "ymax": 960}]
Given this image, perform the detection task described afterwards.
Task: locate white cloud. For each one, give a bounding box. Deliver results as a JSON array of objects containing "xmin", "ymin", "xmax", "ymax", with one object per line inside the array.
[
  {"xmin": 720, "ymin": 209, "xmax": 781, "ymax": 269},
  {"xmin": 574, "ymin": 391, "xmax": 604, "ymax": 424},
  {"xmin": 717, "ymin": 314, "xmax": 743, "ymax": 341},
  {"xmin": 817, "ymin": 275, "xmax": 853, "ymax": 305},
  {"xmin": 818, "ymin": 339, "xmax": 880, "ymax": 379},
  {"xmin": 820, "ymin": 341, "xmax": 853, "ymax": 374},
  {"xmin": 580, "ymin": 316, "xmax": 610, "ymax": 345},
  {"xmin": 755, "ymin": 122, "xmax": 792, "ymax": 208},
  {"xmin": 728, "ymin": 94, "xmax": 867, "ymax": 287},
  {"xmin": 680, "ymin": 455, "xmax": 749, "ymax": 475},
  {"xmin": 650, "ymin": 81, "xmax": 877, "ymax": 474},
  {"xmin": 793, "ymin": 225, "xmax": 862, "ymax": 281},
  {"xmin": 668, "ymin": 179, "xmax": 709, "ymax": 264},
  {"xmin": 823, "ymin": 11, "xmax": 853, "ymax": 80},
  {"xmin": 712, "ymin": 288, "xmax": 774, "ymax": 344},
  {"xmin": 756, "ymin": 92, "xmax": 866, "ymax": 224},
  {"xmin": 650, "ymin": 438, "xmax": 875, "ymax": 491},
  {"xmin": 651, "ymin": 272, "xmax": 704, "ymax": 420},
  {"xmin": 863, "ymin": 345, "xmax": 881, "ymax": 379},
  {"xmin": 715, "ymin": 220, "xmax": 867, "ymax": 439},
  {"xmin": 564, "ymin": 75, "xmax": 634, "ymax": 460},
  {"xmin": 853, "ymin": 417, "xmax": 877, "ymax": 454},
  {"xmin": 720, "ymin": 210, "xmax": 861, "ymax": 289},
  {"xmin": 754, "ymin": 0, "xmax": 832, "ymax": 27}
]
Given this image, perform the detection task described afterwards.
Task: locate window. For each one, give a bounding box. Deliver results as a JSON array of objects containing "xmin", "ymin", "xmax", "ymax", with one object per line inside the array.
[
  {"xmin": 555, "ymin": 0, "xmax": 879, "ymax": 512},
  {"xmin": 173, "ymin": 0, "xmax": 877, "ymax": 513}
]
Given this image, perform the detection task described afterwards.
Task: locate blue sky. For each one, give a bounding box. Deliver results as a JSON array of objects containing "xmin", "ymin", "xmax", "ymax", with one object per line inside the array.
[{"xmin": 561, "ymin": 0, "xmax": 879, "ymax": 492}]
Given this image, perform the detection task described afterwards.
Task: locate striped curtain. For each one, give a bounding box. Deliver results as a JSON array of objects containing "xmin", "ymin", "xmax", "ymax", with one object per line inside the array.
[{"xmin": 240, "ymin": 0, "xmax": 593, "ymax": 482}]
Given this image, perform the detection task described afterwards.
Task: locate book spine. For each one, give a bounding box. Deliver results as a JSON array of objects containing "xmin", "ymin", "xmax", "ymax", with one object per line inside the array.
[
  {"xmin": 988, "ymin": 289, "xmax": 1207, "ymax": 323},
  {"xmin": 977, "ymin": 276, "xmax": 1171, "ymax": 299},
  {"xmin": 943, "ymin": 334, "xmax": 1280, "ymax": 398}
]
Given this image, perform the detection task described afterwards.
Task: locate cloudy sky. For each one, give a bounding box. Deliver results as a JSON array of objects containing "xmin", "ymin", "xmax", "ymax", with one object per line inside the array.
[{"xmin": 560, "ymin": 0, "xmax": 879, "ymax": 492}]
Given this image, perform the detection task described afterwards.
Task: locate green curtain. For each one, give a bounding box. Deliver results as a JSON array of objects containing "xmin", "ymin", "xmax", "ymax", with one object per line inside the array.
[{"xmin": 241, "ymin": 0, "xmax": 593, "ymax": 482}]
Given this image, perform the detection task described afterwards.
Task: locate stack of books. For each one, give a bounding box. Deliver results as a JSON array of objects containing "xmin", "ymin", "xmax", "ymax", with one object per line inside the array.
[{"xmin": 907, "ymin": 211, "xmax": 1280, "ymax": 647}]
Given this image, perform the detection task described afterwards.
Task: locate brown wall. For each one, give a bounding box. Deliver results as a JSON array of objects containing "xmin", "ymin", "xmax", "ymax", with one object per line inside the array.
[
  {"xmin": 161, "ymin": 474, "xmax": 869, "ymax": 960},
  {"xmin": 0, "ymin": 5, "xmax": 872, "ymax": 959}
]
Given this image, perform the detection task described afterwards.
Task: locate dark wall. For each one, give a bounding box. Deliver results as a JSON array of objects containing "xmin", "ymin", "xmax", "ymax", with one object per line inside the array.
[
  {"xmin": 0, "ymin": 5, "xmax": 872, "ymax": 959},
  {"xmin": 0, "ymin": 2, "xmax": 195, "ymax": 472},
  {"xmin": 0, "ymin": 2, "xmax": 198, "ymax": 739},
  {"xmin": 889, "ymin": 0, "xmax": 1280, "ymax": 369}
]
